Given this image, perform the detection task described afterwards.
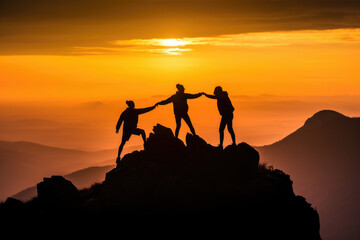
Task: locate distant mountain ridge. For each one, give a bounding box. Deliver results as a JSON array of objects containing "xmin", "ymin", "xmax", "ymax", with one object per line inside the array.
[
  {"xmin": 2, "ymin": 109, "xmax": 358, "ymax": 239},
  {"xmin": 0, "ymin": 140, "xmax": 113, "ymax": 156},
  {"xmin": 12, "ymin": 165, "xmax": 115, "ymax": 202},
  {"xmin": 257, "ymin": 110, "xmax": 360, "ymax": 240},
  {"xmin": 0, "ymin": 140, "xmax": 116, "ymax": 201}
]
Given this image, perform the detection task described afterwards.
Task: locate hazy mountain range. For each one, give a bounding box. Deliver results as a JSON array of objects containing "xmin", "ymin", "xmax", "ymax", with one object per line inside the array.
[
  {"xmin": 0, "ymin": 140, "xmax": 117, "ymax": 201},
  {"xmin": 2, "ymin": 109, "xmax": 359, "ymax": 240},
  {"xmin": 11, "ymin": 165, "xmax": 115, "ymax": 202},
  {"xmin": 0, "ymin": 124, "xmax": 321, "ymax": 239},
  {"xmin": 257, "ymin": 110, "xmax": 360, "ymax": 240}
]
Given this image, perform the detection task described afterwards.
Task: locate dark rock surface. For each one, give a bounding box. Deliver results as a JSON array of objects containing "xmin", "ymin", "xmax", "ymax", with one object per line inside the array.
[
  {"xmin": 37, "ymin": 175, "xmax": 79, "ymax": 205},
  {"xmin": 0, "ymin": 124, "xmax": 321, "ymax": 239}
]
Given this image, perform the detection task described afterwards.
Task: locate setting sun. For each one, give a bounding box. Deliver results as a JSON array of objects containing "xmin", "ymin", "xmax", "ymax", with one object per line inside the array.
[{"xmin": 159, "ymin": 39, "xmax": 190, "ymax": 47}]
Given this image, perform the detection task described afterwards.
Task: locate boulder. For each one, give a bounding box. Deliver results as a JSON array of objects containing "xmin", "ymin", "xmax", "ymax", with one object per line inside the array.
[{"xmin": 37, "ymin": 175, "xmax": 79, "ymax": 205}]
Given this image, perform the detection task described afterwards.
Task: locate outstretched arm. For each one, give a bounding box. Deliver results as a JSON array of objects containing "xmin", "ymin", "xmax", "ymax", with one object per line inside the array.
[
  {"xmin": 136, "ymin": 104, "xmax": 157, "ymax": 115},
  {"xmin": 116, "ymin": 112, "xmax": 125, "ymax": 133},
  {"xmin": 157, "ymin": 96, "xmax": 173, "ymax": 105},
  {"xmin": 185, "ymin": 93, "xmax": 202, "ymax": 99},
  {"xmin": 203, "ymin": 93, "xmax": 217, "ymax": 99}
]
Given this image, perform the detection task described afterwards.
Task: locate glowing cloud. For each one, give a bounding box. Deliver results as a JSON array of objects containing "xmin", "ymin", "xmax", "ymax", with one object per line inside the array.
[{"xmin": 73, "ymin": 28, "xmax": 360, "ymax": 55}]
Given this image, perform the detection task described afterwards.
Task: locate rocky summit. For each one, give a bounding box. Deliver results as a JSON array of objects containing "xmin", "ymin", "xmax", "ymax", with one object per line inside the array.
[{"xmin": 0, "ymin": 124, "xmax": 321, "ymax": 239}]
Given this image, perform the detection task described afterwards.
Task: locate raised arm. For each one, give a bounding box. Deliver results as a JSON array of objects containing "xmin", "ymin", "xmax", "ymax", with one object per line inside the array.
[
  {"xmin": 204, "ymin": 93, "xmax": 217, "ymax": 99},
  {"xmin": 116, "ymin": 112, "xmax": 125, "ymax": 133},
  {"xmin": 185, "ymin": 93, "xmax": 202, "ymax": 99},
  {"xmin": 157, "ymin": 95, "xmax": 173, "ymax": 105},
  {"xmin": 136, "ymin": 105, "xmax": 156, "ymax": 115}
]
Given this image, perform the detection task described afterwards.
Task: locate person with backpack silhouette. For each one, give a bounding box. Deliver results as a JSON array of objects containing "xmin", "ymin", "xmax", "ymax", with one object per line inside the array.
[
  {"xmin": 115, "ymin": 100, "xmax": 157, "ymax": 163},
  {"xmin": 203, "ymin": 86, "xmax": 236, "ymax": 148},
  {"xmin": 157, "ymin": 84, "xmax": 202, "ymax": 138}
]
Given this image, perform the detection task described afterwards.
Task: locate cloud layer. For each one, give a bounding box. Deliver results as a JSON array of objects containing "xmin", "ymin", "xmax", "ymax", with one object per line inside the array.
[
  {"xmin": 70, "ymin": 28, "xmax": 360, "ymax": 55},
  {"xmin": 1, "ymin": 0, "xmax": 360, "ymax": 54}
]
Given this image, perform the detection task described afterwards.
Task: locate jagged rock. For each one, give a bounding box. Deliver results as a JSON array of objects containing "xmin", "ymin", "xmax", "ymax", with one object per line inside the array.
[
  {"xmin": 103, "ymin": 151, "xmax": 161, "ymax": 206},
  {"xmin": 0, "ymin": 124, "xmax": 321, "ymax": 239},
  {"xmin": 0, "ymin": 198, "xmax": 25, "ymax": 223},
  {"xmin": 185, "ymin": 132, "xmax": 209, "ymax": 149},
  {"xmin": 224, "ymin": 142, "xmax": 260, "ymax": 176},
  {"xmin": 103, "ymin": 125, "xmax": 261, "ymax": 207},
  {"xmin": 37, "ymin": 175, "xmax": 79, "ymax": 205},
  {"xmin": 144, "ymin": 124, "xmax": 186, "ymax": 163},
  {"xmin": 2, "ymin": 197, "xmax": 24, "ymax": 210},
  {"xmin": 4, "ymin": 197, "xmax": 24, "ymax": 206}
]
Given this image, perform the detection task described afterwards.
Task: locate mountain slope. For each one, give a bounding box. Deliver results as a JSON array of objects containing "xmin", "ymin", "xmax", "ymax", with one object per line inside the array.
[
  {"xmin": 0, "ymin": 124, "xmax": 321, "ymax": 239},
  {"xmin": 12, "ymin": 165, "xmax": 115, "ymax": 202},
  {"xmin": 0, "ymin": 141, "xmax": 115, "ymax": 201},
  {"xmin": 257, "ymin": 110, "xmax": 360, "ymax": 240}
]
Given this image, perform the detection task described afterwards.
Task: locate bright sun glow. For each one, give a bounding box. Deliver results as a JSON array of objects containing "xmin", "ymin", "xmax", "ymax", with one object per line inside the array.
[
  {"xmin": 89, "ymin": 29, "xmax": 360, "ymax": 56},
  {"xmin": 158, "ymin": 39, "xmax": 191, "ymax": 47}
]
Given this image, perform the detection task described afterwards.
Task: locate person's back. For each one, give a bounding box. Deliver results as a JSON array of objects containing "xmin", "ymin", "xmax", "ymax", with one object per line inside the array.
[
  {"xmin": 217, "ymin": 91, "xmax": 234, "ymax": 116},
  {"xmin": 203, "ymin": 86, "xmax": 236, "ymax": 147},
  {"xmin": 172, "ymin": 91, "xmax": 189, "ymax": 116},
  {"xmin": 157, "ymin": 84, "xmax": 202, "ymax": 137},
  {"xmin": 121, "ymin": 108, "xmax": 139, "ymax": 131}
]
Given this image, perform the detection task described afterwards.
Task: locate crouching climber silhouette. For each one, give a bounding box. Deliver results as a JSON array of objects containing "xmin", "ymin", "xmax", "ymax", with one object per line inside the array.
[
  {"xmin": 115, "ymin": 100, "xmax": 157, "ymax": 163},
  {"xmin": 203, "ymin": 86, "xmax": 236, "ymax": 148}
]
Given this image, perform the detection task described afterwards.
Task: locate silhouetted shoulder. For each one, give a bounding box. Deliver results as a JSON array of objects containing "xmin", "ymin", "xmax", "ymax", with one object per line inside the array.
[{"xmin": 217, "ymin": 91, "xmax": 234, "ymax": 115}]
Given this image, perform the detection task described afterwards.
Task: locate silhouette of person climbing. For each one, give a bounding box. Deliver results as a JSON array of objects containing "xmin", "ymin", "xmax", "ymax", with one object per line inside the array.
[
  {"xmin": 115, "ymin": 100, "xmax": 157, "ymax": 163},
  {"xmin": 203, "ymin": 86, "xmax": 236, "ymax": 148},
  {"xmin": 157, "ymin": 84, "xmax": 202, "ymax": 138}
]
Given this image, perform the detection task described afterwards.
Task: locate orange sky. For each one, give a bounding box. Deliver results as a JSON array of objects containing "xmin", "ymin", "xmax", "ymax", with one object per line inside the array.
[
  {"xmin": 1, "ymin": 1, "xmax": 360, "ymax": 149},
  {"xmin": 2, "ymin": 3, "xmax": 360, "ymax": 239},
  {"xmin": 1, "ymin": 28, "xmax": 360, "ymax": 102},
  {"xmin": 1, "ymin": 28, "xmax": 360, "ymax": 150}
]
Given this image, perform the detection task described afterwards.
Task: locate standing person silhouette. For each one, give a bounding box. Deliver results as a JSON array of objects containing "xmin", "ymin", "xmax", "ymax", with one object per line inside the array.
[
  {"xmin": 203, "ymin": 86, "xmax": 236, "ymax": 148},
  {"xmin": 157, "ymin": 84, "xmax": 202, "ymax": 138},
  {"xmin": 115, "ymin": 100, "xmax": 157, "ymax": 163}
]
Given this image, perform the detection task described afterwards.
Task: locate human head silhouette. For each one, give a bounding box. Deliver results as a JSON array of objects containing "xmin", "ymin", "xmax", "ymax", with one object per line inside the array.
[
  {"xmin": 176, "ymin": 84, "xmax": 185, "ymax": 93},
  {"xmin": 214, "ymin": 86, "xmax": 223, "ymax": 96},
  {"xmin": 126, "ymin": 100, "xmax": 135, "ymax": 109}
]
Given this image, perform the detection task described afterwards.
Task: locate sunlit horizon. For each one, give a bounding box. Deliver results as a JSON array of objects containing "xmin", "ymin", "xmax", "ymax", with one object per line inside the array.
[
  {"xmin": 66, "ymin": 28, "xmax": 360, "ymax": 55},
  {"xmin": 2, "ymin": 28, "xmax": 360, "ymax": 102}
]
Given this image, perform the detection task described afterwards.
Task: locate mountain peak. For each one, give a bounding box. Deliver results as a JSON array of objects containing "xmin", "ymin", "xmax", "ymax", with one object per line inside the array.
[
  {"xmin": 311, "ymin": 109, "xmax": 346, "ymax": 119},
  {"xmin": 304, "ymin": 110, "xmax": 348, "ymax": 127}
]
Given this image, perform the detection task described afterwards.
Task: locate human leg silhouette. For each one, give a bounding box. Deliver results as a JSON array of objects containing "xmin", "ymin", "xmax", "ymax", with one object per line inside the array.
[
  {"xmin": 117, "ymin": 128, "xmax": 132, "ymax": 163},
  {"xmin": 182, "ymin": 113, "xmax": 196, "ymax": 135},
  {"xmin": 226, "ymin": 113, "xmax": 236, "ymax": 145},
  {"xmin": 117, "ymin": 139, "xmax": 127, "ymax": 163},
  {"xmin": 140, "ymin": 129, "xmax": 146, "ymax": 143},
  {"xmin": 175, "ymin": 115, "xmax": 182, "ymax": 138},
  {"xmin": 219, "ymin": 116, "xmax": 226, "ymax": 148},
  {"xmin": 117, "ymin": 128, "xmax": 145, "ymax": 164},
  {"xmin": 132, "ymin": 128, "xmax": 146, "ymax": 144}
]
